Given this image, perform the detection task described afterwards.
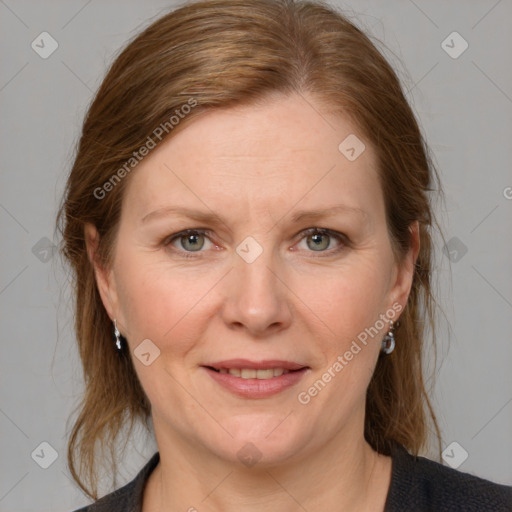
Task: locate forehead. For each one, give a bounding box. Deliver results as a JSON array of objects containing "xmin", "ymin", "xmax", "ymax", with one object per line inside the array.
[{"xmin": 121, "ymin": 93, "xmax": 382, "ymax": 224}]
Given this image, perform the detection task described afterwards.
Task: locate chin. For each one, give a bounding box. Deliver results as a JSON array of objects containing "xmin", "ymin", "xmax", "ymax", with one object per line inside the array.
[{"xmin": 210, "ymin": 416, "xmax": 306, "ymax": 467}]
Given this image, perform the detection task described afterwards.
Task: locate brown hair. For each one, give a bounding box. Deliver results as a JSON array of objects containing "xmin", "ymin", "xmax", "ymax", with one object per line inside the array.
[{"xmin": 56, "ymin": 0, "xmax": 443, "ymax": 500}]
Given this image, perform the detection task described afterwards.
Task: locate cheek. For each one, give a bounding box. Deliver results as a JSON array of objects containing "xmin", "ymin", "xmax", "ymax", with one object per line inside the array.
[
  {"xmin": 295, "ymin": 265, "xmax": 389, "ymax": 418},
  {"xmin": 114, "ymin": 253, "xmax": 222, "ymax": 357},
  {"xmin": 310, "ymin": 259, "xmax": 390, "ymax": 342}
]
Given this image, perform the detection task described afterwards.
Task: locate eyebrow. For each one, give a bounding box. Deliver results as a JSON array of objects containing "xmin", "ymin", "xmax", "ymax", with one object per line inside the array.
[{"xmin": 141, "ymin": 205, "xmax": 367, "ymax": 225}]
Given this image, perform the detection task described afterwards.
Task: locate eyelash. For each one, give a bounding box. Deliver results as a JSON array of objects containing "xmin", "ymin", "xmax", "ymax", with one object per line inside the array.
[{"xmin": 163, "ymin": 227, "xmax": 349, "ymax": 259}]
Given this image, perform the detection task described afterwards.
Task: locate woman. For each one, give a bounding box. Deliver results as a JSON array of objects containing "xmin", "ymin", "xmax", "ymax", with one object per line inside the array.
[{"xmin": 57, "ymin": 0, "xmax": 512, "ymax": 510}]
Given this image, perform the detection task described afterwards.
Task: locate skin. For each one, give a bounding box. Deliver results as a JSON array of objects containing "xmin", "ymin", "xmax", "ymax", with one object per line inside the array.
[{"xmin": 86, "ymin": 92, "xmax": 419, "ymax": 511}]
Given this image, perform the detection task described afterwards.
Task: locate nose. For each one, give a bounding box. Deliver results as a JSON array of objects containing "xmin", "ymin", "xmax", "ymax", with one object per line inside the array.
[{"xmin": 220, "ymin": 240, "xmax": 293, "ymax": 337}]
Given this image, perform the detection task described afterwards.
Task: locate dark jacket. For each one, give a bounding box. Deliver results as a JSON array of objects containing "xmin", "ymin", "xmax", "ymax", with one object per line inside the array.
[{"xmin": 72, "ymin": 444, "xmax": 512, "ymax": 511}]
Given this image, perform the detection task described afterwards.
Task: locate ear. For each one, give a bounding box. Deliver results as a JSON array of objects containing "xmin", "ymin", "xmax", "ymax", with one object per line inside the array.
[
  {"xmin": 84, "ymin": 222, "xmax": 120, "ymax": 322},
  {"xmin": 388, "ymin": 221, "xmax": 420, "ymax": 313}
]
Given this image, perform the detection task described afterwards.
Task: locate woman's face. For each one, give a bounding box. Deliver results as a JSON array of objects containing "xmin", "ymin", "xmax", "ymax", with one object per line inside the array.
[{"xmin": 88, "ymin": 92, "xmax": 417, "ymax": 467}]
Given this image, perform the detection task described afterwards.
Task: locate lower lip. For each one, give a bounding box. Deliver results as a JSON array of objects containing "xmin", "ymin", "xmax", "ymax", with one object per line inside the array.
[{"xmin": 202, "ymin": 367, "xmax": 309, "ymax": 398}]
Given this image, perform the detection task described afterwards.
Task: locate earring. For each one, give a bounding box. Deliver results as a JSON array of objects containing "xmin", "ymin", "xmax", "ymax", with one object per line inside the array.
[
  {"xmin": 381, "ymin": 320, "xmax": 395, "ymax": 355},
  {"xmin": 113, "ymin": 318, "xmax": 123, "ymax": 351}
]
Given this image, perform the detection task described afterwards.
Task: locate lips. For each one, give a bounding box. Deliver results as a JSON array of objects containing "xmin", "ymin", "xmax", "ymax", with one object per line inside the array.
[
  {"xmin": 204, "ymin": 359, "xmax": 306, "ymax": 371},
  {"xmin": 215, "ymin": 368, "xmax": 290, "ymax": 379},
  {"xmin": 201, "ymin": 359, "xmax": 310, "ymax": 398}
]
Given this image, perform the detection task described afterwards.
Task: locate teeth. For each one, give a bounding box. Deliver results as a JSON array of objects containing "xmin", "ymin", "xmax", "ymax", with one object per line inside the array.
[
  {"xmin": 255, "ymin": 369, "xmax": 274, "ymax": 379},
  {"xmin": 220, "ymin": 368, "xmax": 291, "ymax": 379}
]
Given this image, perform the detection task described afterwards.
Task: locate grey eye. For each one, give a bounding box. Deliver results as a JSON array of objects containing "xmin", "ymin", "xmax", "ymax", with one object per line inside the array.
[
  {"xmin": 306, "ymin": 232, "xmax": 331, "ymax": 251},
  {"xmin": 179, "ymin": 231, "xmax": 206, "ymax": 251}
]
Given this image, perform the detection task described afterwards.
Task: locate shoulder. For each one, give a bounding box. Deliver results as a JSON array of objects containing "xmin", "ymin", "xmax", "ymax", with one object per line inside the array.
[
  {"xmin": 385, "ymin": 443, "xmax": 512, "ymax": 512},
  {"xmin": 70, "ymin": 452, "xmax": 160, "ymax": 512}
]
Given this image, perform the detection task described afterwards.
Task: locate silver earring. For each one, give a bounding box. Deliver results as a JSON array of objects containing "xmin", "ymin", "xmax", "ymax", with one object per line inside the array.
[
  {"xmin": 381, "ymin": 320, "xmax": 395, "ymax": 355},
  {"xmin": 113, "ymin": 318, "xmax": 122, "ymax": 350}
]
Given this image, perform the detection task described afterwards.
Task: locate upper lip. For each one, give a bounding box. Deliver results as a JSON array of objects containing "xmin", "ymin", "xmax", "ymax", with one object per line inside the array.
[{"xmin": 204, "ymin": 359, "xmax": 307, "ymax": 371}]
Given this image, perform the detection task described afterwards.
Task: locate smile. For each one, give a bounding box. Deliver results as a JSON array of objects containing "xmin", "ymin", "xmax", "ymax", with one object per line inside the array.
[
  {"xmin": 210, "ymin": 367, "xmax": 292, "ymax": 379},
  {"xmin": 202, "ymin": 362, "xmax": 309, "ymax": 399}
]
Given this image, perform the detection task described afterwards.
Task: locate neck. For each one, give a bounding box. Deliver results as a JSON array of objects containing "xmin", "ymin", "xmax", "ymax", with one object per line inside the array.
[{"xmin": 143, "ymin": 416, "xmax": 391, "ymax": 512}]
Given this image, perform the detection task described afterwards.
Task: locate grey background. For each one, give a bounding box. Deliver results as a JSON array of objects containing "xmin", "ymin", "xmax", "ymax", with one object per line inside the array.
[{"xmin": 1, "ymin": 0, "xmax": 511, "ymax": 510}]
